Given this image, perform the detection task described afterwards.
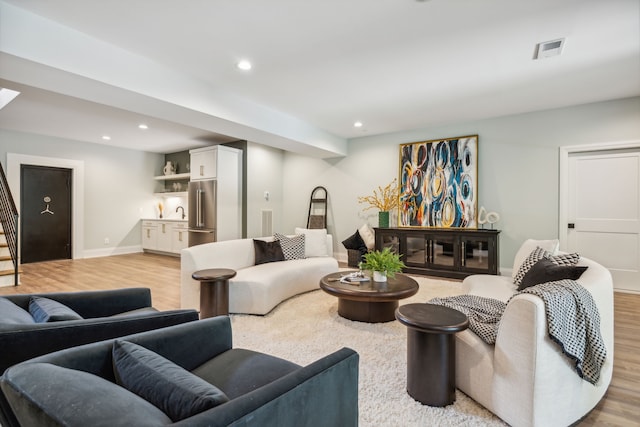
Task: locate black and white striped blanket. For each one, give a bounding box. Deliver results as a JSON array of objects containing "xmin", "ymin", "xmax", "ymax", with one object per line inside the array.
[{"xmin": 429, "ymin": 279, "xmax": 606, "ymax": 385}]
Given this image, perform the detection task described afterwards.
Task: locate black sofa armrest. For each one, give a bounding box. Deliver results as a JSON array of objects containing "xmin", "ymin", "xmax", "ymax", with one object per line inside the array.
[
  {"xmin": 0, "ymin": 309, "xmax": 199, "ymax": 374},
  {"xmin": 3, "ymin": 288, "xmax": 153, "ymax": 318},
  {"xmin": 173, "ymin": 347, "xmax": 360, "ymax": 427}
]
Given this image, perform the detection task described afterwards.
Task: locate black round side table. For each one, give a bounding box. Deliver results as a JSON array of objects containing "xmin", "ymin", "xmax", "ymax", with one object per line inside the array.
[
  {"xmin": 395, "ymin": 303, "xmax": 469, "ymax": 407},
  {"xmin": 192, "ymin": 268, "xmax": 237, "ymax": 318}
]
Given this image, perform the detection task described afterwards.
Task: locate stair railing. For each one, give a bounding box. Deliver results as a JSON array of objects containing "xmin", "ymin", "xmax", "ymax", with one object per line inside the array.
[{"xmin": 0, "ymin": 163, "xmax": 19, "ymax": 285}]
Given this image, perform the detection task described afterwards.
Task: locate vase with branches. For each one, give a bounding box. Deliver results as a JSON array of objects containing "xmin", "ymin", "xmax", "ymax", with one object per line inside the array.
[{"xmin": 357, "ymin": 179, "xmax": 399, "ymax": 228}]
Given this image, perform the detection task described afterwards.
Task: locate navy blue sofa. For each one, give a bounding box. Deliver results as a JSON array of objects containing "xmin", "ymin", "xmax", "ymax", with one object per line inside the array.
[
  {"xmin": 0, "ymin": 287, "xmax": 199, "ymax": 426},
  {"xmin": 1, "ymin": 316, "xmax": 359, "ymax": 426}
]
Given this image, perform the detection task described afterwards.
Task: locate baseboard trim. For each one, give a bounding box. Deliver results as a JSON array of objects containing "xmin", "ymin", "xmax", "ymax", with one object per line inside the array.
[{"xmin": 82, "ymin": 245, "xmax": 142, "ymax": 259}]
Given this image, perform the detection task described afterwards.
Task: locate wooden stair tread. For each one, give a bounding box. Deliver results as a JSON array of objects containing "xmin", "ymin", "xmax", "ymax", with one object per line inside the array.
[
  {"xmin": 0, "ymin": 256, "xmax": 12, "ymax": 261},
  {"xmin": 0, "ymin": 268, "xmax": 22, "ymax": 276}
]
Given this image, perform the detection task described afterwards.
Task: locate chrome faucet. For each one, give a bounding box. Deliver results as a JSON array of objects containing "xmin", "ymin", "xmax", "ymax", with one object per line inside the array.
[{"xmin": 176, "ymin": 206, "xmax": 186, "ymax": 219}]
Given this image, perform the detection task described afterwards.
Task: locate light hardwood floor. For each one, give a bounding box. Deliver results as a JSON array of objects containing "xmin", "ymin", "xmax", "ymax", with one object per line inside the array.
[{"xmin": 1, "ymin": 253, "xmax": 638, "ymax": 426}]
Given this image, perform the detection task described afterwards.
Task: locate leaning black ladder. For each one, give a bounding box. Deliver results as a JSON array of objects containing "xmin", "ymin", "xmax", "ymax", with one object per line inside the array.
[{"xmin": 306, "ymin": 186, "xmax": 328, "ymax": 229}]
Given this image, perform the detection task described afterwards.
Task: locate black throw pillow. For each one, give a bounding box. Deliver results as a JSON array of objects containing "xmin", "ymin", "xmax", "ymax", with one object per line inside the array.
[
  {"xmin": 253, "ymin": 239, "xmax": 285, "ymax": 265},
  {"xmin": 518, "ymin": 257, "xmax": 589, "ymax": 291},
  {"xmin": 342, "ymin": 230, "xmax": 367, "ymax": 251}
]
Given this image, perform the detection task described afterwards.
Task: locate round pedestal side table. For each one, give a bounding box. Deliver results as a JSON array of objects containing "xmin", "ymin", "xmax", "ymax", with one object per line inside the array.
[
  {"xmin": 192, "ymin": 268, "xmax": 237, "ymax": 319},
  {"xmin": 395, "ymin": 303, "xmax": 469, "ymax": 407}
]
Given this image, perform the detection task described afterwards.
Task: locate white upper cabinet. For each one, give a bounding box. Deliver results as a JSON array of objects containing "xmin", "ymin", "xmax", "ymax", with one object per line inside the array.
[{"xmin": 190, "ymin": 147, "xmax": 218, "ymax": 180}]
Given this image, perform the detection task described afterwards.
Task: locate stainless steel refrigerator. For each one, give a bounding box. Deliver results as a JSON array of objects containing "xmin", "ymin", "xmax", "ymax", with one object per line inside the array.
[{"xmin": 188, "ymin": 180, "xmax": 216, "ymax": 246}]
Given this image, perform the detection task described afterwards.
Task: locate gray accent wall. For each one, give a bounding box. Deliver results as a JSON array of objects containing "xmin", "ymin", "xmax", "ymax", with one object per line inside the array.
[{"xmin": 282, "ymin": 96, "xmax": 640, "ymax": 271}]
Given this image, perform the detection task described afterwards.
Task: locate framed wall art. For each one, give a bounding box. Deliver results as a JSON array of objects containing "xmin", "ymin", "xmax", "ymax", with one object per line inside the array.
[{"xmin": 398, "ymin": 135, "xmax": 478, "ymax": 228}]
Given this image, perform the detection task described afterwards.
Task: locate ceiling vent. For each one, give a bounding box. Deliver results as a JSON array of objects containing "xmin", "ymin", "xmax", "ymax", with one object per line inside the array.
[{"xmin": 534, "ymin": 38, "xmax": 565, "ymax": 60}]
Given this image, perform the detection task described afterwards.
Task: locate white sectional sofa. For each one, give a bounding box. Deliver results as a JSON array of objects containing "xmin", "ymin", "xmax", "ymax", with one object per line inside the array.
[
  {"xmin": 455, "ymin": 239, "xmax": 614, "ymax": 427},
  {"xmin": 181, "ymin": 232, "xmax": 338, "ymax": 315}
]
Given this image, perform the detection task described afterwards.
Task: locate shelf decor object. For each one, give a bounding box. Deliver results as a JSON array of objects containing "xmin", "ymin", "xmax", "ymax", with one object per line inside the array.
[
  {"xmin": 399, "ymin": 135, "xmax": 478, "ymax": 228},
  {"xmin": 357, "ymin": 179, "xmax": 399, "ymax": 228}
]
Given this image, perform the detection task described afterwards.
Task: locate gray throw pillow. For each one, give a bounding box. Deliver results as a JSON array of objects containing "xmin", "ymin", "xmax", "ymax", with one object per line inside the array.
[
  {"xmin": 28, "ymin": 296, "xmax": 83, "ymax": 323},
  {"xmin": 0, "ymin": 297, "xmax": 35, "ymax": 324},
  {"xmin": 112, "ymin": 340, "xmax": 229, "ymax": 422}
]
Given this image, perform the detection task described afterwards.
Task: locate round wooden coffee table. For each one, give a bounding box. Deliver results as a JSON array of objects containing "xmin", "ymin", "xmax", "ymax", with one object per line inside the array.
[
  {"xmin": 395, "ymin": 303, "xmax": 469, "ymax": 407},
  {"xmin": 320, "ymin": 271, "xmax": 419, "ymax": 323}
]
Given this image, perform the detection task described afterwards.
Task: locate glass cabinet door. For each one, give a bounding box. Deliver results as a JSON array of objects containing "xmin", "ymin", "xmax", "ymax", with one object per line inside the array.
[
  {"xmin": 460, "ymin": 237, "xmax": 492, "ymax": 271},
  {"xmin": 405, "ymin": 236, "xmax": 428, "ymax": 265},
  {"xmin": 429, "ymin": 236, "xmax": 456, "ymax": 268},
  {"xmin": 380, "ymin": 233, "xmax": 400, "ymax": 254}
]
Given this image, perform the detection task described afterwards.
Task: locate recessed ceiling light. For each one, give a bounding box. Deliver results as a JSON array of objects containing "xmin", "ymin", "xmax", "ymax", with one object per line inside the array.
[
  {"xmin": 237, "ymin": 60, "xmax": 252, "ymax": 71},
  {"xmin": 102, "ymin": 135, "xmax": 111, "ymax": 141},
  {"xmin": 354, "ymin": 121, "xmax": 363, "ymax": 128},
  {"xmin": 138, "ymin": 124, "xmax": 148, "ymax": 130}
]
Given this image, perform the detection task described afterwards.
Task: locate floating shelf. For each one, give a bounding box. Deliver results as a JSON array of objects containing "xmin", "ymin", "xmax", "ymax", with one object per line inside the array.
[{"xmin": 153, "ymin": 173, "xmax": 190, "ymax": 181}]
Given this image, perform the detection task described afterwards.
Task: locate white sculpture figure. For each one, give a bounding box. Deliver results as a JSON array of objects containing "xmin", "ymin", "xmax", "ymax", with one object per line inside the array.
[
  {"xmin": 478, "ymin": 206, "xmax": 488, "ymax": 226},
  {"xmin": 478, "ymin": 206, "xmax": 500, "ymax": 229},
  {"xmin": 163, "ymin": 161, "xmax": 176, "ymax": 176}
]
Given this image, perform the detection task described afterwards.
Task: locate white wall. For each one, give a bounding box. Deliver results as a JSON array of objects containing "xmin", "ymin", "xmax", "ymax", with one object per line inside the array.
[
  {"xmin": 282, "ymin": 96, "xmax": 640, "ymax": 269},
  {"xmin": 245, "ymin": 142, "xmax": 284, "ymax": 237},
  {"xmin": 1, "ymin": 129, "xmax": 163, "ymax": 256}
]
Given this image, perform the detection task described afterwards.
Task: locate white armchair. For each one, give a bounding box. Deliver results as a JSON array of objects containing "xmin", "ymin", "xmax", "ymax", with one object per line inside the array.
[{"xmin": 455, "ymin": 242, "xmax": 614, "ymax": 427}]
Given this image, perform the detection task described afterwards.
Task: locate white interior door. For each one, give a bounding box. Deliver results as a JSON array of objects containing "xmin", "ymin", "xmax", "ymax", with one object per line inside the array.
[{"xmin": 565, "ymin": 149, "xmax": 640, "ymax": 292}]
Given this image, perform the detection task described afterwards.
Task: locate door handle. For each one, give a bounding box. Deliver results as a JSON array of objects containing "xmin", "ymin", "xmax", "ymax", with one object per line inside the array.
[
  {"xmin": 162, "ymin": 224, "xmax": 166, "ymax": 233},
  {"xmin": 200, "ymin": 165, "xmax": 204, "ymax": 176},
  {"xmin": 568, "ymin": 223, "xmax": 575, "ymax": 229},
  {"xmin": 196, "ymin": 189, "xmax": 203, "ymax": 227}
]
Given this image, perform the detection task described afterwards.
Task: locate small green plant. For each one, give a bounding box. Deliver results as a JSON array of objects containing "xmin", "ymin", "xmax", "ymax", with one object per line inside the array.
[{"xmin": 359, "ymin": 247, "xmax": 406, "ymax": 278}]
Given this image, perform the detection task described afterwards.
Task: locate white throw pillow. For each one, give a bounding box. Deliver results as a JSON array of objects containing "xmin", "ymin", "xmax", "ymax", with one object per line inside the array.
[
  {"xmin": 358, "ymin": 223, "xmax": 375, "ymax": 251},
  {"xmin": 294, "ymin": 228, "xmax": 328, "ymax": 257},
  {"xmin": 511, "ymin": 239, "xmax": 559, "ymax": 282}
]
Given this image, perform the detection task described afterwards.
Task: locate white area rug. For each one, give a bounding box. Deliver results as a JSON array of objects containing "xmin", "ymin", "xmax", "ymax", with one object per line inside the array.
[{"xmin": 230, "ymin": 275, "xmax": 506, "ymax": 426}]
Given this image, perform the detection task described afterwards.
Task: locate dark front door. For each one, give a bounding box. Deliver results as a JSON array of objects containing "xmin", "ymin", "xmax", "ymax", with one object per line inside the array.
[{"xmin": 20, "ymin": 165, "xmax": 72, "ymax": 264}]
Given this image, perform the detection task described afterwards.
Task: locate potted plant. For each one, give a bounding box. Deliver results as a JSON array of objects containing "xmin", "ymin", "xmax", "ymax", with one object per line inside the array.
[{"xmin": 359, "ymin": 247, "xmax": 406, "ymax": 282}]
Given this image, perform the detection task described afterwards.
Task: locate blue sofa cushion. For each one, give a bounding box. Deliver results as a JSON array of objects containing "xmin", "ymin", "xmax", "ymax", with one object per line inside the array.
[
  {"xmin": 192, "ymin": 348, "xmax": 301, "ymax": 399},
  {"xmin": 28, "ymin": 297, "xmax": 83, "ymax": 323},
  {"xmin": 109, "ymin": 307, "xmax": 159, "ymax": 318},
  {"xmin": 0, "ymin": 298, "xmax": 35, "ymax": 325},
  {"xmin": 1, "ymin": 363, "xmax": 172, "ymax": 426},
  {"xmin": 113, "ymin": 340, "xmax": 229, "ymax": 421}
]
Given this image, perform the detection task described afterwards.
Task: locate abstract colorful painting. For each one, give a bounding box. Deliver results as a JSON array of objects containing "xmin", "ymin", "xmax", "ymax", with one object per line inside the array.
[{"xmin": 399, "ymin": 135, "xmax": 478, "ymax": 228}]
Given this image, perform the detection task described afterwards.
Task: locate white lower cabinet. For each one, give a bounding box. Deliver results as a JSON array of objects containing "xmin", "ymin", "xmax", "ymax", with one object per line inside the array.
[
  {"xmin": 141, "ymin": 220, "xmax": 187, "ymax": 255},
  {"xmin": 172, "ymin": 223, "xmax": 188, "ymax": 253}
]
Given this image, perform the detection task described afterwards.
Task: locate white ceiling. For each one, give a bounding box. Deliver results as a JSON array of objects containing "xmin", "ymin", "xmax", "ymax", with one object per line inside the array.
[{"xmin": 0, "ymin": 0, "xmax": 639, "ymax": 155}]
